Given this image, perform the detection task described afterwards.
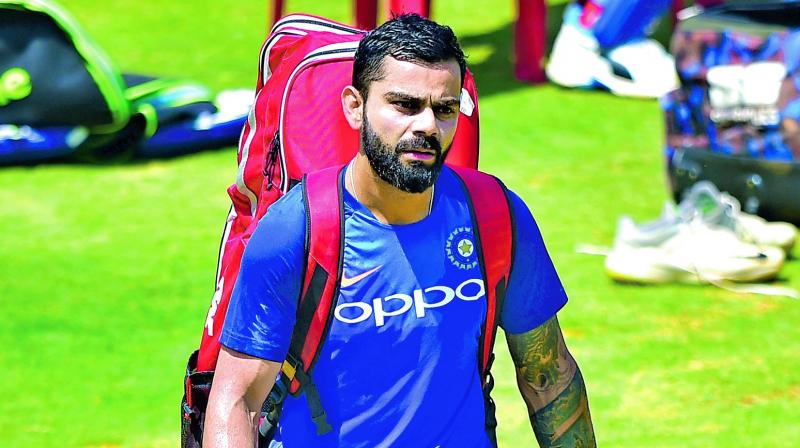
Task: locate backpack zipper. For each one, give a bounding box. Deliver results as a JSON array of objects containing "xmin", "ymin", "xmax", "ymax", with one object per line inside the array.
[{"xmin": 265, "ymin": 131, "xmax": 280, "ymax": 190}]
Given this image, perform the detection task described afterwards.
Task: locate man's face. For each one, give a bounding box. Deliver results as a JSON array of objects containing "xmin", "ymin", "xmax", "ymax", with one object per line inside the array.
[{"xmin": 360, "ymin": 57, "xmax": 461, "ymax": 193}]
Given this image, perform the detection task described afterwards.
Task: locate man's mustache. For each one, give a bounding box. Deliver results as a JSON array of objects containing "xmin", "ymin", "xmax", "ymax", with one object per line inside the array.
[{"xmin": 395, "ymin": 135, "xmax": 442, "ymax": 154}]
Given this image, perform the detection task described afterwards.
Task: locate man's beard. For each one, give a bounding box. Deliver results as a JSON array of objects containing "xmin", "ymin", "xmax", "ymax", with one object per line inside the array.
[{"xmin": 360, "ymin": 116, "xmax": 445, "ymax": 193}]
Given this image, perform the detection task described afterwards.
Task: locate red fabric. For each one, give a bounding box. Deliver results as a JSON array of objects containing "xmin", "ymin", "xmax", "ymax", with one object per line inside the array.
[
  {"xmin": 579, "ymin": 0, "xmax": 604, "ymax": 28},
  {"xmin": 447, "ymin": 72, "xmax": 480, "ymax": 168},
  {"xmin": 514, "ymin": 0, "xmax": 547, "ymax": 83},
  {"xmin": 387, "ymin": 0, "xmax": 431, "ymax": 17},
  {"xmin": 354, "ymin": 0, "xmax": 379, "ymax": 29},
  {"xmin": 283, "ymin": 54, "xmax": 361, "ymax": 178},
  {"xmin": 304, "ymin": 167, "xmax": 344, "ymax": 297},
  {"xmin": 271, "ymin": 0, "xmax": 285, "ymax": 26},
  {"xmin": 197, "ymin": 208, "xmax": 248, "ymax": 371},
  {"xmin": 448, "ymin": 166, "xmax": 513, "ymax": 385},
  {"xmin": 289, "ymin": 166, "xmax": 345, "ymax": 393},
  {"xmin": 198, "ymin": 19, "xmax": 361, "ymax": 371}
]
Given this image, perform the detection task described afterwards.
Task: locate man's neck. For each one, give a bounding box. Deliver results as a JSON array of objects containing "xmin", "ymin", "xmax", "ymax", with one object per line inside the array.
[{"xmin": 346, "ymin": 154, "xmax": 434, "ymax": 225}]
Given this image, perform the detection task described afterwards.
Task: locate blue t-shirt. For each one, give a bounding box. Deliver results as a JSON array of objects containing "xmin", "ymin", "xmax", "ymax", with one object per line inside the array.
[{"xmin": 220, "ymin": 166, "xmax": 567, "ymax": 448}]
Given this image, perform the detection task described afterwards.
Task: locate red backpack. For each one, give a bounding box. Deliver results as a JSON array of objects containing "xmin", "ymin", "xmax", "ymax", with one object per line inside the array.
[{"xmin": 181, "ymin": 14, "xmax": 512, "ymax": 447}]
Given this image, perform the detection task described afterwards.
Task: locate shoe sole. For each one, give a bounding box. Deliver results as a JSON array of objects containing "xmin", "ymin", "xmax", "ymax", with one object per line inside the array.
[{"xmin": 604, "ymin": 252, "xmax": 783, "ymax": 285}]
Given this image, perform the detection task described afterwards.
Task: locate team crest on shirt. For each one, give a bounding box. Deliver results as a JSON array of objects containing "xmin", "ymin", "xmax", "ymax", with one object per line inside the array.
[{"xmin": 446, "ymin": 226, "xmax": 477, "ymax": 270}]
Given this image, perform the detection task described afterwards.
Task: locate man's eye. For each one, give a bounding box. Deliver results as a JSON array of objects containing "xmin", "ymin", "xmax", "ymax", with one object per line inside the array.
[
  {"xmin": 434, "ymin": 106, "xmax": 457, "ymax": 116},
  {"xmin": 395, "ymin": 101, "xmax": 415, "ymax": 110}
]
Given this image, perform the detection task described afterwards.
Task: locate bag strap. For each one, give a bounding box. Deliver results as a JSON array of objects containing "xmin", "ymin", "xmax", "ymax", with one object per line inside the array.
[
  {"xmin": 449, "ymin": 165, "xmax": 514, "ymax": 447},
  {"xmin": 449, "ymin": 166, "xmax": 513, "ymax": 383},
  {"xmin": 290, "ymin": 164, "xmax": 345, "ymax": 377},
  {"xmin": 269, "ymin": 164, "xmax": 345, "ymax": 437}
]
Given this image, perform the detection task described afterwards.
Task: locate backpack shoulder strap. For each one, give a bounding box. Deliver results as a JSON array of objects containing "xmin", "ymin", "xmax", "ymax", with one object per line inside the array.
[
  {"xmin": 287, "ymin": 163, "xmax": 345, "ymax": 379},
  {"xmin": 274, "ymin": 164, "xmax": 345, "ymax": 437},
  {"xmin": 448, "ymin": 165, "xmax": 514, "ymax": 383}
]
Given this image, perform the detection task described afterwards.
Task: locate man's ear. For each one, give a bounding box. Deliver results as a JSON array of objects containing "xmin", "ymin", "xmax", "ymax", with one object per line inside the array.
[{"xmin": 342, "ymin": 85, "xmax": 364, "ymax": 131}]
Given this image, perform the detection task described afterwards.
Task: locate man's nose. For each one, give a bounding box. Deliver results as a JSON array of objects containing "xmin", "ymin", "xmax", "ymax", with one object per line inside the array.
[{"xmin": 411, "ymin": 106, "xmax": 438, "ymax": 137}]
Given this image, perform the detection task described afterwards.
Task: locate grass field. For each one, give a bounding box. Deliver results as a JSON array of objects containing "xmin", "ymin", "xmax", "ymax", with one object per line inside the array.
[{"xmin": 1, "ymin": 0, "xmax": 799, "ymax": 446}]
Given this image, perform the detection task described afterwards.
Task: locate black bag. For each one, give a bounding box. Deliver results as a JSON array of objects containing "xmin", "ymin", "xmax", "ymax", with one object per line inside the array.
[
  {"xmin": 0, "ymin": 0, "xmax": 130, "ymax": 130},
  {"xmin": 0, "ymin": 0, "xmax": 247, "ymax": 164}
]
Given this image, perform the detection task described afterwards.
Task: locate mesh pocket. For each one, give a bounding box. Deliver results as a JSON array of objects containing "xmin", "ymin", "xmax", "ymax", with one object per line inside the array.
[{"xmin": 181, "ymin": 350, "xmax": 214, "ymax": 448}]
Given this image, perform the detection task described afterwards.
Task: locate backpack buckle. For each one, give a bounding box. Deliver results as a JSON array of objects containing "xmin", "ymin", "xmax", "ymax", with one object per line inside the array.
[
  {"xmin": 259, "ymin": 373, "xmax": 291, "ymax": 440},
  {"xmin": 281, "ymin": 356, "xmax": 300, "ymax": 381}
]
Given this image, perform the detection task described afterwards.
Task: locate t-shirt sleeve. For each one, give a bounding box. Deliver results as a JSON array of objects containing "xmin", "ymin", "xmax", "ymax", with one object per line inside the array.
[
  {"xmin": 219, "ymin": 186, "xmax": 306, "ymax": 362},
  {"xmin": 499, "ymin": 190, "xmax": 568, "ymax": 334}
]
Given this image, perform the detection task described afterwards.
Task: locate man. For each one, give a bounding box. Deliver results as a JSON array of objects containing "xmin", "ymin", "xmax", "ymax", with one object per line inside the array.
[{"xmin": 205, "ymin": 14, "xmax": 595, "ymax": 447}]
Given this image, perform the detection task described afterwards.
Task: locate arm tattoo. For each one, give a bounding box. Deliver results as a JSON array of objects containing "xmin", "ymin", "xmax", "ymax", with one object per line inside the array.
[
  {"xmin": 532, "ymin": 369, "xmax": 595, "ymax": 448},
  {"xmin": 507, "ymin": 317, "xmax": 596, "ymax": 447},
  {"xmin": 507, "ymin": 316, "xmax": 567, "ymax": 389}
]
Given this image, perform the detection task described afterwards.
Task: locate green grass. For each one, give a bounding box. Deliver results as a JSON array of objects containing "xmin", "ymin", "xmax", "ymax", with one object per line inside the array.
[{"xmin": 1, "ymin": 0, "xmax": 799, "ymax": 446}]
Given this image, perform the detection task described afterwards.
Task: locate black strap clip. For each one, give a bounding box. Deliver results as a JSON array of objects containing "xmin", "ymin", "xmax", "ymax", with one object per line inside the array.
[
  {"xmin": 293, "ymin": 365, "xmax": 333, "ymax": 435},
  {"xmin": 259, "ymin": 373, "xmax": 289, "ymax": 439}
]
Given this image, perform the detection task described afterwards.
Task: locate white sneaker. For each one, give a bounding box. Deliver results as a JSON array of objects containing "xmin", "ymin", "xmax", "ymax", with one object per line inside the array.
[
  {"xmin": 606, "ymin": 219, "xmax": 785, "ymax": 284},
  {"xmin": 546, "ymin": 15, "xmax": 602, "ymax": 88},
  {"xmin": 615, "ymin": 182, "xmax": 798, "ymax": 255},
  {"xmin": 736, "ymin": 212, "xmax": 797, "ymax": 255},
  {"xmin": 600, "ymin": 38, "xmax": 679, "ymax": 98},
  {"xmin": 679, "ymin": 181, "xmax": 797, "ymax": 254}
]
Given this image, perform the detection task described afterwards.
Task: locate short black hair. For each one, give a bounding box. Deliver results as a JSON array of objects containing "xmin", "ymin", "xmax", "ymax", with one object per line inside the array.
[{"xmin": 352, "ymin": 14, "xmax": 467, "ymax": 99}]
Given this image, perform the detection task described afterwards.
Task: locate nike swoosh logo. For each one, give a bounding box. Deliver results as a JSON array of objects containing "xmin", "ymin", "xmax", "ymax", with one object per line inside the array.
[
  {"xmin": 736, "ymin": 253, "xmax": 768, "ymax": 260},
  {"xmin": 341, "ymin": 265, "xmax": 382, "ymax": 288}
]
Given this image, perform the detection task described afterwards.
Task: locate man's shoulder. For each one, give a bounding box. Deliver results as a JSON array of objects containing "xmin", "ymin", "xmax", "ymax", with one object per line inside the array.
[
  {"xmin": 504, "ymin": 188, "xmax": 530, "ymax": 216},
  {"xmin": 249, "ymin": 185, "xmax": 308, "ymax": 253},
  {"xmin": 441, "ymin": 166, "xmax": 531, "ymax": 220}
]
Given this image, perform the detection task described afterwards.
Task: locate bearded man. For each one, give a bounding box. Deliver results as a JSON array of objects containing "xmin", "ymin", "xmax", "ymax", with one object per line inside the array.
[{"xmin": 205, "ymin": 14, "xmax": 595, "ymax": 448}]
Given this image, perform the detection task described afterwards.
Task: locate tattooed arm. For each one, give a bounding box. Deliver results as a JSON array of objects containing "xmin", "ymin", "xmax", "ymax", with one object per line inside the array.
[{"xmin": 506, "ymin": 316, "xmax": 596, "ymax": 447}]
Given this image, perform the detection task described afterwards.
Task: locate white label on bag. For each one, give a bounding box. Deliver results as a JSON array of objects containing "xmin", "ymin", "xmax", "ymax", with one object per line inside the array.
[{"xmin": 459, "ymin": 88, "xmax": 475, "ymax": 117}]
